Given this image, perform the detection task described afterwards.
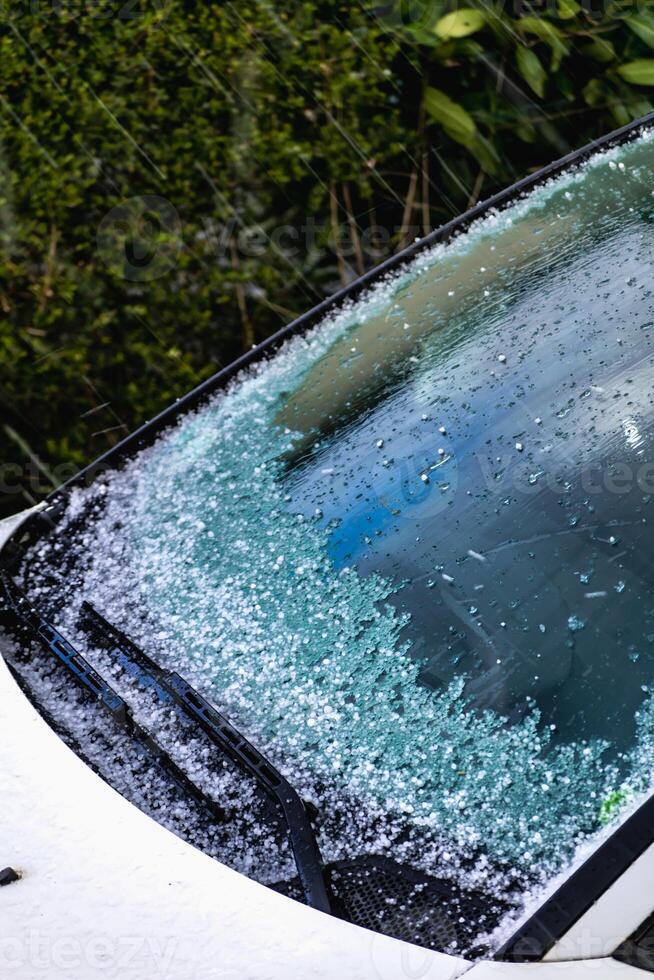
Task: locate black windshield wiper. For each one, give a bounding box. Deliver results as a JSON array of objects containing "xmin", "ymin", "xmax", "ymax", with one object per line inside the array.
[
  {"xmin": 0, "ymin": 574, "xmax": 226, "ymax": 826},
  {"xmin": 1, "ymin": 573, "xmax": 518, "ymax": 953},
  {"xmin": 0, "ymin": 573, "xmax": 331, "ymax": 913},
  {"xmin": 78, "ymin": 601, "xmax": 331, "ymax": 914}
]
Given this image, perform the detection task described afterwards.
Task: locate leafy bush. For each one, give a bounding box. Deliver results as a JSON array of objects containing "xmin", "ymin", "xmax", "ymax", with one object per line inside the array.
[{"xmin": 1, "ymin": 0, "xmax": 653, "ymax": 515}]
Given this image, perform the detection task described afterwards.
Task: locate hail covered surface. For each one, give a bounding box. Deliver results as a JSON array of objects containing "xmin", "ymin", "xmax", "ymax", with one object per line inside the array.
[{"xmin": 17, "ymin": 127, "xmax": 654, "ymax": 951}]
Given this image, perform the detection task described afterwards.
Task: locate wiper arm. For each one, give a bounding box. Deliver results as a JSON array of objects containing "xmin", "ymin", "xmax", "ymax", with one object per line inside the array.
[
  {"xmin": 0, "ymin": 574, "xmax": 226, "ymax": 826},
  {"xmin": 1, "ymin": 574, "xmax": 514, "ymax": 952},
  {"xmin": 78, "ymin": 601, "xmax": 331, "ymax": 914},
  {"xmin": 0, "ymin": 574, "xmax": 331, "ymax": 912}
]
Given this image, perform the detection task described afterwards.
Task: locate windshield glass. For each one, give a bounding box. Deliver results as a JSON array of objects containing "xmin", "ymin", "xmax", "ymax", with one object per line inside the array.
[{"xmin": 21, "ymin": 127, "xmax": 654, "ymax": 943}]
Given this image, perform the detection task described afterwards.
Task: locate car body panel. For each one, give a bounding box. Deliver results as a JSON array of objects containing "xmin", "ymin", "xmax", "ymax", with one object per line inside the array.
[
  {"xmin": 544, "ymin": 843, "xmax": 654, "ymax": 961},
  {"xmin": 0, "ymin": 646, "xmax": 469, "ymax": 980},
  {"xmin": 2, "ymin": 636, "xmax": 648, "ymax": 978},
  {"xmin": 6, "ymin": 116, "xmax": 654, "ymax": 975}
]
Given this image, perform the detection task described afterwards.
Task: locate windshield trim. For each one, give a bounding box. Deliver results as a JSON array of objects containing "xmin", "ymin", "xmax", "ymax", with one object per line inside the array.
[
  {"xmin": 496, "ymin": 793, "xmax": 654, "ymax": 961},
  {"xmin": 0, "ymin": 574, "xmax": 332, "ymax": 913},
  {"xmin": 42, "ymin": 109, "xmax": 654, "ymax": 498},
  {"xmin": 4, "ymin": 111, "xmax": 654, "ymax": 961}
]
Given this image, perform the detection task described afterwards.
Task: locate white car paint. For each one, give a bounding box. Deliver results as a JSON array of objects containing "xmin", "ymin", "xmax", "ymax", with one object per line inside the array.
[
  {"xmin": 0, "ymin": 636, "xmax": 468, "ymax": 980},
  {"xmin": 0, "ymin": 506, "xmax": 651, "ymax": 979},
  {"xmin": 544, "ymin": 840, "xmax": 654, "ymax": 961},
  {"xmin": 0, "ymin": 502, "xmax": 46, "ymax": 545}
]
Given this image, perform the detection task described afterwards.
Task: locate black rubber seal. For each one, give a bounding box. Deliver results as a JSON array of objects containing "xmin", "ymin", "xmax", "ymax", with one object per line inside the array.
[
  {"xmin": 37, "ymin": 109, "xmax": 654, "ymax": 496},
  {"xmin": 5, "ymin": 111, "xmax": 654, "ymax": 960}
]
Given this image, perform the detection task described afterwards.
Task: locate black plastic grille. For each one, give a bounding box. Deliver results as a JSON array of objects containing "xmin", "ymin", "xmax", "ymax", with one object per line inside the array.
[
  {"xmin": 2, "ymin": 576, "xmax": 508, "ymax": 957},
  {"xmin": 275, "ymin": 856, "xmax": 505, "ymax": 955}
]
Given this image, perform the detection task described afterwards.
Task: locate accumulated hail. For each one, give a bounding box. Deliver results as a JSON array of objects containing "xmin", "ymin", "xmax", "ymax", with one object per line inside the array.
[{"xmin": 16, "ymin": 125, "xmax": 654, "ymax": 954}]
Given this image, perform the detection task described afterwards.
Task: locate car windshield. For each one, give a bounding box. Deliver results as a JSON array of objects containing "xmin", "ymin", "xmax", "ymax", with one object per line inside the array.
[{"xmin": 21, "ymin": 127, "xmax": 654, "ymax": 940}]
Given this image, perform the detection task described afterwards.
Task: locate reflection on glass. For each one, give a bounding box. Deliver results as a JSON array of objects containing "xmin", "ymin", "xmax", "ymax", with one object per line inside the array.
[{"xmin": 23, "ymin": 130, "xmax": 654, "ymax": 932}]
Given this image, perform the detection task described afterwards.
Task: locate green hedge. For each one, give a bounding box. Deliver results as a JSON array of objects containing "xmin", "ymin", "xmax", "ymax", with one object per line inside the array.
[{"xmin": 1, "ymin": 0, "xmax": 653, "ymax": 515}]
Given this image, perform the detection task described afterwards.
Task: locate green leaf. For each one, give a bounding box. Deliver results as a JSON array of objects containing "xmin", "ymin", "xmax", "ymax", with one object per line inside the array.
[
  {"xmin": 599, "ymin": 789, "xmax": 630, "ymax": 826},
  {"xmin": 516, "ymin": 45, "xmax": 547, "ymax": 98},
  {"xmin": 624, "ymin": 14, "xmax": 654, "ymax": 50},
  {"xmin": 469, "ymin": 133, "xmax": 499, "ymax": 175},
  {"xmin": 434, "ymin": 8, "xmax": 485, "ymax": 39},
  {"xmin": 454, "ymin": 39, "xmax": 484, "ymax": 59},
  {"xmin": 582, "ymin": 77, "xmax": 604, "ymax": 107},
  {"xmin": 406, "ymin": 25, "xmax": 442, "ymax": 47},
  {"xmin": 610, "ymin": 101, "xmax": 632, "ymax": 126},
  {"xmin": 424, "ymin": 86, "xmax": 476, "ymax": 145},
  {"xmin": 433, "ymin": 37, "xmax": 484, "ymax": 60},
  {"xmin": 555, "ymin": 70, "xmax": 574, "ymax": 101},
  {"xmin": 557, "ymin": 0, "xmax": 580, "ymax": 19},
  {"xmin": 517, "ymin": 17, "xmax": 569, "ymax": 70},
  {"xmin": 617, "ymin": 59, "xmax": 654, "ymax": 86},
  {"xmin": 583, "ymin": 38, "xmax": 616, "ymax": 63},
  {"xmin": 516, "ymin": 120, "xmax": 537, "ymax": 143},
  {"xmin": 629, "ymin": 96, "xmax": 654, "ymax": 115}
]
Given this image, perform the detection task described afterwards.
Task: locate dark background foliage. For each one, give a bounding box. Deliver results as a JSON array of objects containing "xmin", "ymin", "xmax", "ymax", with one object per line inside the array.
[{"xmin": 2, "ymin": 0, "xmax": 654, "ymax": 516}]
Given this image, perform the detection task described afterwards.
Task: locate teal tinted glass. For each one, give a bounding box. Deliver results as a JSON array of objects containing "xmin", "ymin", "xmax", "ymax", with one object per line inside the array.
[
  {"xmin": 25, "ymin": 129, "xmax": 654, "ymax": 922},
  {"xmin": 279, "ymin": 139, "xmax": 654, "ymax": 753}
]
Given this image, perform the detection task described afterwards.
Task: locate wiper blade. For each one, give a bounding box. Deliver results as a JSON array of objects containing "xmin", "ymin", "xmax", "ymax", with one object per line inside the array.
[
  {"xmin": 1, "ymin": 574, "xmax": 513, "ymax": 951},
  {"xmin": 0, "ymin": 574, "xmax": 226, "ymax": 826},
  {"xmin": 79, "ymin": 601, "xmax": 331, "ymax": 914},
  {"xmin": 0, "ymin": 573, "xmax": 331, "ymax": 912}
]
